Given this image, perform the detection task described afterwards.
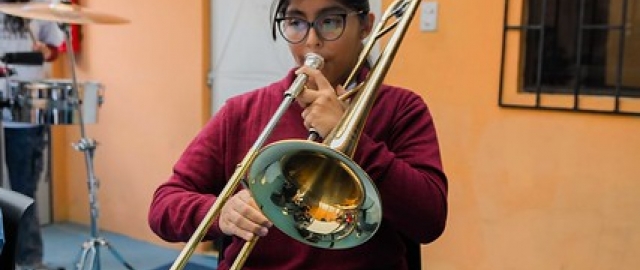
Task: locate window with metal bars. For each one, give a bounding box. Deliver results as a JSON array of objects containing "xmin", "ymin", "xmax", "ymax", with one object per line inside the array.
[{"xmin": 499, "ymin": 0, "xmax": 640, "ymax": 115}]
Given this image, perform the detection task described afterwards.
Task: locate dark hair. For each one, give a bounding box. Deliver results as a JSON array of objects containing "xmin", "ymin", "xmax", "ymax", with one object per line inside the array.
[
  {"xmin": 2, "ymin": 0, "xmax": 30, "ymax": 34},
  {"xmin": 270, "ymin": 0, "xmax": 370, "ymax": 40}
]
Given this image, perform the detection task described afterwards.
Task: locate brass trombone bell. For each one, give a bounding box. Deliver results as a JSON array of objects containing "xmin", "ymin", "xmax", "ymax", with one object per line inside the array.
[{"xmin": 248, "ymin": 140, "xmax": 381, "ymax": 249}]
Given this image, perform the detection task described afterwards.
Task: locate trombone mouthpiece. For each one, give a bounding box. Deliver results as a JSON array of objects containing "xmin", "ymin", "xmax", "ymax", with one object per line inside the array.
[{"xmin": 304, "ymin": 53, "xmax": 324, "ymax": 70}]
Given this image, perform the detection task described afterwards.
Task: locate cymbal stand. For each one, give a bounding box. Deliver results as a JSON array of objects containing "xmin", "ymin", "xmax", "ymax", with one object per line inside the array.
[{"xmin": 57, "ymin": 22, "xmax": 134, "ymax": 270}]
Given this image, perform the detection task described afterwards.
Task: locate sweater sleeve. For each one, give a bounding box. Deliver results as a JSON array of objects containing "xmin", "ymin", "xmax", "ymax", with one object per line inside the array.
[
  {"xmin": 147, "ymin": 79, "xmax": 290, "ymax": 244},
  {"xmin": 353, "ymin": 88, "xmax": 448, "ymax": 244},
  {"xmin": 148, "ymin": 106, "xmax": 231, "ymax": 242}
]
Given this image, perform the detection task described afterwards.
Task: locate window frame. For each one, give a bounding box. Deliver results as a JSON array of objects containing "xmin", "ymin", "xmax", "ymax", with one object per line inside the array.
[{"xmin": 499, "ymin": 0, "xmax": 640, "ymax": 116}]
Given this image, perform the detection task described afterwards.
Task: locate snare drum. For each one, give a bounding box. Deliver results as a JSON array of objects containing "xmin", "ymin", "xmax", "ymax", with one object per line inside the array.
[{"xmin": 8, "ymin": 79, "xmax": 104, "ymax": 125}]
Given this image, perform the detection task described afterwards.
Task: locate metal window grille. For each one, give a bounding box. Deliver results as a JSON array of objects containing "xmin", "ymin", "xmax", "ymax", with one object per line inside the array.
[{"xmin": 499, "ymin": 0, "xmax": 640, "ymax": 115}]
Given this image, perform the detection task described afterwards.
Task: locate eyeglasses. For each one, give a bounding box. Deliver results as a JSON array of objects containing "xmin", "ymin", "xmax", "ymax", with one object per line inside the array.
[{"xmin": 275, "ymin": 11, "xmax": 364, "ymax": 44}]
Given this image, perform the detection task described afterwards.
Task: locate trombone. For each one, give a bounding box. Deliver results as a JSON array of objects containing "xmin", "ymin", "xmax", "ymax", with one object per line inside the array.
[{"xmin": 170, "ymin": 0, "xmax": 421, "ymax": 269}]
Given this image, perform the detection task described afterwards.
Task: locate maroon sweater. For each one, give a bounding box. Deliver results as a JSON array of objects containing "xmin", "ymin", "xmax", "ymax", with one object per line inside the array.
[{"xmin": 148, "ymin": 70, "xmax": 448, "ymax": 270}]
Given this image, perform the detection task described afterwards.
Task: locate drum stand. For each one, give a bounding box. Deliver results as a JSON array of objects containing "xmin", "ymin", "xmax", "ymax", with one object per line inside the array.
[
  {"xmin": 71, "ymin": 138, "xmax": 133, "ymax": 270},
  {"xmin": 58, "ymin": 24, "xmax": 134, "ymax": 270}
]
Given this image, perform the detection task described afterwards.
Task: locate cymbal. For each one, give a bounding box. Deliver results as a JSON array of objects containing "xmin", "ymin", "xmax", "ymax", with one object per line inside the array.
[{"xmin": 0, "ymin": 2, "xmax": 129, "ymax": 25}]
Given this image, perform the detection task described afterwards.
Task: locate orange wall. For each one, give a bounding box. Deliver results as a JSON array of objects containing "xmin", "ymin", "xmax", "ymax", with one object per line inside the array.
[
  {"xmin": 52, "ymin": 0, "xmax": 640, "ymax": 269},
  {"xmin": 385, "ymin": 1, "xmax": 640, "ymax": 269},
  {"xmin": 52, "ymin": 0, "xmax": 210, "ymax": 249}
]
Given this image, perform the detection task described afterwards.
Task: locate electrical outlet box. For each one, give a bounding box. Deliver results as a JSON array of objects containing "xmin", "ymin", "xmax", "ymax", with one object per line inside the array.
[{"xmin": 420, "ymin": 1, "xmax": 438, "ymax": 32}]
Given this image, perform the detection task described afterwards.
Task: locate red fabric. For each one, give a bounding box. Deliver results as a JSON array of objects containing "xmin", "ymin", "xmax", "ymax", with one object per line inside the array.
[
  {"xmin": 148, "ymin": 69, "xmax": 448, "ymax": 270},
  {"xmin": 58, "ymin": 24, "xmax": 81, "ymax": 53}
]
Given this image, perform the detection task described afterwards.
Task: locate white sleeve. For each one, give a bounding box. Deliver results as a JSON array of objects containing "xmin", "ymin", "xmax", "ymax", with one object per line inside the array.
[{"xmin": 35, "ymin": 20, "xmax": 64, "ymax": 47}]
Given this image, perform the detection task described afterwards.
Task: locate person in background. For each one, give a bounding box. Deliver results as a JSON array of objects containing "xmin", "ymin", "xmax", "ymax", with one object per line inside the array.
[
  {"xmin": 148, "ymin": 0, "xmax": 448, "ymax": 269},
  {"xmin": 0, "ymin": 0, "xmax": 64, "ymax": 269}
]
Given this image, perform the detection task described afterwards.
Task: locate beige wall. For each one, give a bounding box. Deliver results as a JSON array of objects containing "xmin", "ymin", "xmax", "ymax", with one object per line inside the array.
[{"xmin": 51, "ymin": 0, "xmax": 640, "ymax": 269}]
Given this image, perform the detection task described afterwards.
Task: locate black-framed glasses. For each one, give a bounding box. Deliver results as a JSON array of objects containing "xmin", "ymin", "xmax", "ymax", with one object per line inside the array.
[{"xmin": 275, "ymin": 11, "xmax": 364, "ymax": 44}]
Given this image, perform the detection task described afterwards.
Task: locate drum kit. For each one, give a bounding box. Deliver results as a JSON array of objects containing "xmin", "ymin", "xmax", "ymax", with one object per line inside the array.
[
  {"xmin": 0, "ymin": 1, "xmax": 131, "ymax": 269},
  {"xmin": 0, "ymin": 0, "xmax": 129, "ymax": 125}
]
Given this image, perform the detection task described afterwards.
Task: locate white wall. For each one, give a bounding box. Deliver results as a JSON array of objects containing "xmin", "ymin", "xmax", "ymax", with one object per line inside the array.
[{"xmin": 210, "ymin": 0, "xmax": 382, "ymax": 113}]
